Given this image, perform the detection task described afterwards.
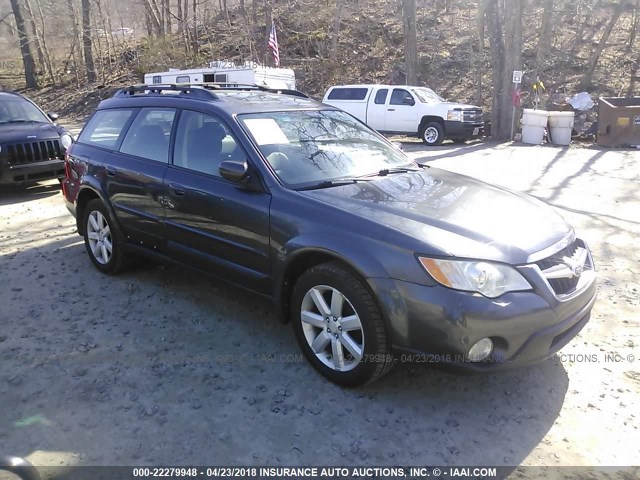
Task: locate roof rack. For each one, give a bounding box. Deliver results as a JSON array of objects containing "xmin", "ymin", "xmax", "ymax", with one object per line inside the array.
[{"xmin": 113, "ymin": 83, "xmax": 309, "ymax": 99}]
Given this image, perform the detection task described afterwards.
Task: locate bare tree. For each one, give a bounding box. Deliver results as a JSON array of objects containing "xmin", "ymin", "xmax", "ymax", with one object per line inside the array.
[
  {"xmin": 82, "ymin": 0, "xmax": 97, "ymax": 82},
  {"xmin": 401, "ymin": 0, "xmax": 418, "ymax": 85},
  {"xmin": 486, "ymin": 0, "xmax": 523, "ymax": 140},
  {"xmin": 9, "ymin": 0, "xmax": 38, "ymax": 88},
  {"xmin": 536, "ymin": 0, "xmax": 554, "ymax": 67},
  {"xmin": 581, "ymin": 0, "xmax": 629, "ymax": 88}
]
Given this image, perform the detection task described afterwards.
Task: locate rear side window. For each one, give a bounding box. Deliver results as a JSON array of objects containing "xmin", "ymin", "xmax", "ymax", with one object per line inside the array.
[
  {"xmin": 77, "ymin": 109, "xmax": 135, "ymax": 149},
  {"xmin": 374, "ymin": 89, "xmax": 388, "ymax": 105},
  {"xmin": 119, "ymin": 108, "xmax": 176, "ymax": 163},
  {"xmin": 327, "ymin": 88, "xmax": 369, "ymax": 101}
]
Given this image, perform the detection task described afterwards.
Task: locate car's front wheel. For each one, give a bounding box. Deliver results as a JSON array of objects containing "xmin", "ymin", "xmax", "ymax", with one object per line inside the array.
[
  {"xmin": 82, "ymin": 199, "xmax": 131, "ymax": 274},
  {"xmin": 291, "ymin": 262, "xmax": 394, "ymax": 386}
]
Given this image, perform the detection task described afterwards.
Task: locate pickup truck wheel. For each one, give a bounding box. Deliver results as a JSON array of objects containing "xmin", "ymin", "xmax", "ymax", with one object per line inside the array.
[
  {"xmin": 421, "ymin": 122, "xmax": 445, "ymax": 146},
  {"xmin": 82, "ymin": 199, "xmax": 130, "ymax": 274},
  {"xmin": 291, "ymin": 262, "xmax": 394, "ymax": 386}
]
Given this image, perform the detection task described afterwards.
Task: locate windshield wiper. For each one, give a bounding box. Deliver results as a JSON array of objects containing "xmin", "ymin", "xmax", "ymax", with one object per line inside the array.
[
  {"xmin": 297, "ymin": 177, "xmax": 374, "ymax": 191},
  {"xmin": 377, "ymin": 166, "xmax": 421, "ymax": 176}
]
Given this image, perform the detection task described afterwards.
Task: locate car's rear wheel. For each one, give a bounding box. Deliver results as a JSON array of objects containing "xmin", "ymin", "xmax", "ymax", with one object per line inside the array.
[
  {"xmin": 421, "ymin": 122, "xmax": 445, "ymax": 146},
  {"xmin": 82, "ymin": 199, "xmax": 130, "ymax": 274},
  {"xmin": 291, "ymin": 262, "xmax": 394, "ymax": 386}
]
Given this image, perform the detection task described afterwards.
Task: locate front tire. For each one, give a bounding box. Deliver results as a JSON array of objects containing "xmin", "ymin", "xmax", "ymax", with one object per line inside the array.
[
  {"xmin": 290, "ymin": 262, "xmax": 394, "ymax": 386},
  {"xmin": 82, "ymin": 199, "xmax": 130, "ymax": 274},
  {"xmin": 421, "ymin": 122, "xmax": 445, "ymax": 146}
]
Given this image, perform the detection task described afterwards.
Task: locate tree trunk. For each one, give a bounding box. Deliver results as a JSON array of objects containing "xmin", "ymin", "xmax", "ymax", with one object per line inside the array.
[
  {"xmin": 402, "ymin": 0, "xmax": 418, "ymax": 85},
  {"xmin": 536, "ymin": 0, "xmax": 554, "ymax": 67},
  {"xmin": 486, "ymin": 0, "xmax": 505, "ymax": 139},
  {"xmin": 22, "ymin": 0, "xmax": 46, "ymax": 77},
  {"xmin": 581, "ymin": 0, "xmax": 628, "ymax": 88},
  {"xmin": 475, "ymin": 0, "xmax": 487, "ymax": 107},
  {"xmin": 177, "ymin": 0, "xmax": 183, "ymax": 34},
  {"xmin": 81, "ymin": 0, "xmax": 96, "ymax": 82},
  {"xmin": 330, "ymin": 0, "xmax": 343, "ymax": 62},
  {"xmin": 192, "ymin": 0, "xmax": 198, "ymax": 53},
  {"xmin": 8, "ymin": 0, "xmax": 38, "ymax": 88},
  {"xmin": 163, "ymin": 0, "xmax": 171, "ymax": 34},
  {"xmin": 34, "ymin": 0, "xmax": 57, "ymax": 84}
]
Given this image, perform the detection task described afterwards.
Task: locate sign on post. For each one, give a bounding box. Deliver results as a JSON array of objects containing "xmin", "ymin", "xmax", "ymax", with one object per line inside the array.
[{"xmin": 513, "ymin": 70, "xmax": 523, "ymax": 84}]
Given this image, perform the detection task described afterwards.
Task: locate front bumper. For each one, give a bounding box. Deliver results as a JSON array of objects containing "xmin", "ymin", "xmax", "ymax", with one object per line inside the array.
[
  {"xmin": 369, "ymin": 270, "xmax": 597, "ymax": 372},
  {"xmin": 0, "ymin": 159, "xmax": 65, "ymax": 185},
  {"xmin": 444, "ymin": 121, "xmax": 485, "ymax": 140}
]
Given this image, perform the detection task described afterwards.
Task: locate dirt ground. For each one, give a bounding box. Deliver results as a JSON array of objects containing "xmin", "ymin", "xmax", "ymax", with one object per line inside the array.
[{"xmin": 1, "ymin": 138, "xmax": 639, "ymax": 478}]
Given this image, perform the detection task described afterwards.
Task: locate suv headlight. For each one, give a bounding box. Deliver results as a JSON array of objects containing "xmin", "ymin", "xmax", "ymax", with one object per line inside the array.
[
  {"xmin": 446, "ymin": 110, "xmax": 463, "ymax": 122},
  {"xmin": 60, "ymin": 133, "xmax": 73, "ymax": 149},
  {"xmin": 418, "ymin": 257, "xmax": 531, "ymax": 298}
]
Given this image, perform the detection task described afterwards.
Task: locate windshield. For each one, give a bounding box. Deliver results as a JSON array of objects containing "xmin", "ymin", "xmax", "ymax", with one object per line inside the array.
[
  {"xmin": 0, "ymin": 96, "xmax": 50, "ymax": 124},
  {"xmin": 411, "ymin": 87, "xmax": 444, "ymax": 103},
  {"xmin": 239, "ymin": 110, "xmax": 415, "ymax": 188}
]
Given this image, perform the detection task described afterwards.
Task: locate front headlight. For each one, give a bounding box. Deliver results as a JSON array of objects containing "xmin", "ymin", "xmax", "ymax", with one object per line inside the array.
[
  {"xmin": 418, "ymin": 257, "xmax": 531, "ymax": 298},
  {"xmin": 446, "ymin": 110, "xmax": 463, "ymax": 122},
  {"xmin": 60, "ymin": 133, "xmax": 73, "ymax": 149}
]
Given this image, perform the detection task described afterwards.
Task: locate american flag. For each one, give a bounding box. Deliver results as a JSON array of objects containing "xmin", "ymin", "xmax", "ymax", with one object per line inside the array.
[{"xmin": 268, "ymin": 21, "xmax": 280, "ymax": 67}]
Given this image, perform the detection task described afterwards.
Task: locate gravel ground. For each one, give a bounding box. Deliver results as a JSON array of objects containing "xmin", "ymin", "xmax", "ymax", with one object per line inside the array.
[{"xmin": 0, "ymin": 139, "xmax": 638, "ymax": 478}]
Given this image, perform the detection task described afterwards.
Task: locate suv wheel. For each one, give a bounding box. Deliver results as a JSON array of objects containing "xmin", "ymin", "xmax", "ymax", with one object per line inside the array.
[
  {"xmin": 82, "ymin": 199, "xmax": 130, "ymax": 274},
  {"xmin": 291, "ymin": 262, "xmax": 394, "ymax": 386},
  {"xmin": 421, "ymin": 122, "xmax": 445, "ymax": 146}
]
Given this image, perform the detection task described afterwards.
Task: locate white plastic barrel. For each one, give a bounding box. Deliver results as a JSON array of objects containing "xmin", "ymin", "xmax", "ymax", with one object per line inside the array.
[
  {"xmin": 548, "ymin": 111, "xmax": 575, "ymax": 146},
  {"xmin": 521, "ymin": 109, "xmax": 549, "ymax": 144}
]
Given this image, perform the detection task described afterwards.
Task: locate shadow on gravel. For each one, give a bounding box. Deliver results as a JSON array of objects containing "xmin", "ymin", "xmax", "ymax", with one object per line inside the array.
[
  {"xmin": 1, "ymin": 234, "xmax": 569, "ymax": 469},
  {"xmin": 403, "ymin": 140, "xmax": 497, "ymax": 164},
  {"xmin": 0, "ymin": 182, "xmax": 61, "ymax": 207}
]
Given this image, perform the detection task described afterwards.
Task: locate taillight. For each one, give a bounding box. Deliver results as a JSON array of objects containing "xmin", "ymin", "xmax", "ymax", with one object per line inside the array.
[{"xmin": 64, "ymin": 152, "xmax": 71, "ymax": 178}]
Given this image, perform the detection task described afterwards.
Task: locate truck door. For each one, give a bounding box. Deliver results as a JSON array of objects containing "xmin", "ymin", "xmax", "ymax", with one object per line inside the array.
[
  {"xmin": 385, "ymin": 88, "xmax": 419, "ymax": 134},
  {"xmin": 366, "ymin": 88, "xmax": 388, "ymax": 132}
]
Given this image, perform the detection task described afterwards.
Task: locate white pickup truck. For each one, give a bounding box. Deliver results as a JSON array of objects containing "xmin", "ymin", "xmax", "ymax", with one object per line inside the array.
[{"xmin": 323, "ymin": 84, "xmax": 484, "ymax": 146}]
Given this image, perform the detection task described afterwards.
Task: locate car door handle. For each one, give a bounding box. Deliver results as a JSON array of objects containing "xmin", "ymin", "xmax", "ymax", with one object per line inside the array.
[
  {"xmin": 169, "ymin": 183, "xmax": 185, "ymax": 196},
  {"xmin": 105, "ymin": 166, "xmax": 117, "ymax": 176},
  {"xmin": 387, "ymin": 108, "xmax": 395, "ymax": 111}
]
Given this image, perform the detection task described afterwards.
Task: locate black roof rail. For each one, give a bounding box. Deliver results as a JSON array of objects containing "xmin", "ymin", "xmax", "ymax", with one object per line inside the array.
[
  {"xmin": 113, "ymin": 84, "xmax": 220, "ymax": 100},
  {"xmin": 113, "ymin": 83, "xmax": 309, "ymax": 99}
]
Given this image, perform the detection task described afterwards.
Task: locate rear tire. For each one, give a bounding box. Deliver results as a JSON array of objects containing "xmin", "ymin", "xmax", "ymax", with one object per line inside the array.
[
  {"xmin": 290, "ymin": 262, "xmax": 394, "ymax": 386},
  {"xmin": 421, "ymin": 122, "xmax": 445, "ymax": 146},
  {"xmin": 82, "ymin": 199, "xmax": 131, "ymax": 274}
]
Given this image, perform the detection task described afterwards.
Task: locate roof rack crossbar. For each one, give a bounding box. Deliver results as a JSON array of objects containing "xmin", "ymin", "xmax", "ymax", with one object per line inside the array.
[{"xmin": 113, "ymin": 83, "xmax": 309, "ymax": 99}]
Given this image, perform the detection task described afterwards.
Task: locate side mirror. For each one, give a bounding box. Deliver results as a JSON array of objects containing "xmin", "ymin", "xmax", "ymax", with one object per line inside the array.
[
  {"xmin": 219, "ymin": 160, "xmax": 250, "ymax": 183},
  {"xmin": 403, "ymin": 97, "xmax": 415, "ymax": 106},
  {"xmin": 47, "ymin": 112, "xmax": 59, "ymax": 121}
]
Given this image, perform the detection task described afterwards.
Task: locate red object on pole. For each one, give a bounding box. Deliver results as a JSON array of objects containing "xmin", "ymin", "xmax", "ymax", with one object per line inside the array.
[{"xmin": 512, "ymin": 88, "xmax": 522, "ymax": 107}]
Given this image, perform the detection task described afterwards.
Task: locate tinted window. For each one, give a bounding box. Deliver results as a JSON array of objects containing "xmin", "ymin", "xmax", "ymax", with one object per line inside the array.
[
  {"xmin": 119, "ymin": 108, "xmax": 176, "ymax": 162},
  {"xmin": 77, "ymin": 109, "xmax": 135, "ymax": 149},
  {"xmin": 327, "ymin": 88, "xmax": 369, "ymax": 101},
  {"xmin": 214, "ymin": 73, "xmax": 227, "ymax": 83},
  {"xmin": 173, "ymin": 110, "xmax": 244, "ymax": 177},
  {"xmin": 152, "ymin": 75, "xmax": 162, "ymax": 84},
  {"xmin": 390, "ymin": 89, "xmax": 414, "ymax": 105},
  {"xmin": 374, "ymin": 89, "xmax": 388, "ymax": 105},
  {"xmin": 176, "ymin": 75, "xmax": 190, "ymax": 83}
]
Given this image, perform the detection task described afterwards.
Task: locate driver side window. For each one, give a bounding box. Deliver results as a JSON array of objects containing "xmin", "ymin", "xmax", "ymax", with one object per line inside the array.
[
  {"xmin": 390, "ymin": 89, "xmax": 414, "ymax": 106},
  {"xmin": 173, "ymin": 110, "xmax": 245, "ymax": 177}
]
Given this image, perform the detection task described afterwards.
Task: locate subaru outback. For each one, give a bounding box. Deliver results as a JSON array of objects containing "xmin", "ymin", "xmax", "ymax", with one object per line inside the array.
[{"xmin": 61, "ymin": 84, "xmax": 597, "ymax": 386}]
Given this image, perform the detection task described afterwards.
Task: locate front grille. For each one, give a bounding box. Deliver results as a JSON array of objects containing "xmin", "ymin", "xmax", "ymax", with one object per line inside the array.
[
  {"xmin": 536, "ymin": 240, "xmax": 590, "ymax": 295},
  {"xmin": 5, "ymin": 140, "xmax": 63, "ymax": 165},
  {"xmin": 463, "ymin": 109, "xmax": 483, "ymax": 123}
]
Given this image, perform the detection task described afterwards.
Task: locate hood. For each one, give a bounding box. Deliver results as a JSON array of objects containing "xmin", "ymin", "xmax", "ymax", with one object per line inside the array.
[
  {"xmin": 301, "ymin": 169, "xmax": 571, "ymax": 264},
  {"xmin": 0, "ymin": 122, "xmax": 62, "ymax": 144}
]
